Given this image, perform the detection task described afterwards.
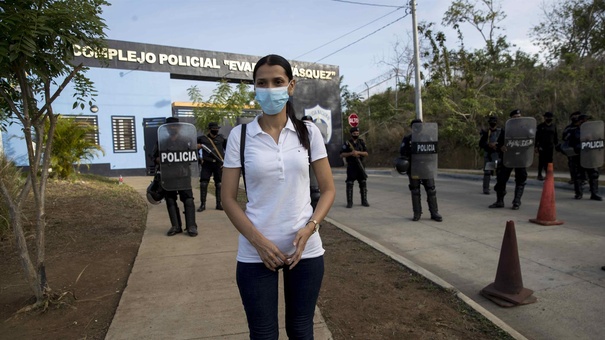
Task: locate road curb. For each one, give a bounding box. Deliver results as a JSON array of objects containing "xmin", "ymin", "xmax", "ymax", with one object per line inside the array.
[
  {"xmin": 324, "ymin": 216, "xmax": 528, "ymax": 340},
  {"xmin": 331, "ymin": 167, "xmax": 604, "ymax": 195}
]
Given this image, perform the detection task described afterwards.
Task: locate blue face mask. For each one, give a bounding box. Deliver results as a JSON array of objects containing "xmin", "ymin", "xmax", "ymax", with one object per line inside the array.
[{"xmin": 255, "ymin": 85, "xmax": 290, "ymax": 115}]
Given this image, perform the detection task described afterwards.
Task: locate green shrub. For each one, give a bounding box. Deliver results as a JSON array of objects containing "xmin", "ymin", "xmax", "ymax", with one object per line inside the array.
[{"xmin": 45, "ymin": 116, "xmax": 105, "ymax": 179}]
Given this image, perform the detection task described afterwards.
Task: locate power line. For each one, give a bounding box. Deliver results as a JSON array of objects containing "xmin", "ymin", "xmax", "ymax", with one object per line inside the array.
[
  {"xmin": 314, "ymin": 14, "xmax": 409, "ymax": 63},
  {"xmin": 293, "ymin": 7, "xmax": 405, "ymax": 60},
  {"xmin": 330, "ymin": 0, "xmax": 405, "ymax": 8}
]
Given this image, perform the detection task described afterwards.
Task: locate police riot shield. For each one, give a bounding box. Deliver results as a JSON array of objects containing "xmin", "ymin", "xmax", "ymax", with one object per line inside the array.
[
  {"xmin": 410, "ymin": 122, "xmax": 438, "ymax": 179},
  {"xmin": 580, "ymin": 120, "xmax": 604, "ymax": 168},
  {"xmin": 158, "ymin": 122, "xmax": 198, "ymax": 191},
  {"xmin": 503, "ymin": 117, "xmax": 536, "ymax": 168}
]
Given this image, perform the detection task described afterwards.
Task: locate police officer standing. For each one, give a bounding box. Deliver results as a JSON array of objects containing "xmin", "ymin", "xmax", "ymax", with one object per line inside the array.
[
  {"xmin": 560, "ymin": 111, "xmax": 585, "ymax": 184},
  {"xmin": 153, "ymin": 117, "xmax": 198, "ymax": 237},
  {"xmin": 197, "ymin": 122, "xmax": 227, "ymax": 212},
  {"xmin": 567, "ymin": 114, "xmax": 603, "ymax": 201},
  {"xmin": 479, "ymin": 116, "xmax": 502, "ymax": 194},
  {"xmin": 400, "ymin": 119, "xmax": 442, "ymax": 222},
  {"xmin": 340, "ymin": 127, "xmax": 369, "ymax": 208},
  {"xmin": 489, "ymin": 109, "xmax": 531, "ymax": 210},
  {"xmin": 535, "ymin": 111, "xmax": 558, "ymax": 180}
]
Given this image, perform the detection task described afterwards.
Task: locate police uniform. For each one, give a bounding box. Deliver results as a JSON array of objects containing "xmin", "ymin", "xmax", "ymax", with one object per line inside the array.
[
  {"xmin": 560, "ymin": 112, "xmax": 586, "ymax": 184},
  {"xmin": 153, "ymin": 117, "xmax": 198, "ymax": 237},
  {"xmin": 340, "ymin": 127, "xmax": 369, "ymax": 208},
  {"xmin": 489, "ymin": 110, "xmax": 528, "ymax": 210},
  {"xmin": 567, "ymin": 114, "xmax": 602, "ymax": 200},
  {"xmin": 478, "ymin": 116, "xmax": 502, "ymax": 194},
  {"xmin": 197, "ymin": 122, "xmax": 227, "ymax": 211},
  {"xmin": 535, "ymin": 112, "xmax": 558, "ymax": 180},
  {"xmin": 399, "ymin": 119, "xmax": 442, "ymax": 222}
]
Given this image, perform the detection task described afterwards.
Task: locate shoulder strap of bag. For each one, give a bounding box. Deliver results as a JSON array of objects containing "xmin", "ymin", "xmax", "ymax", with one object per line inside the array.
[{"xmin": 240, "ymin": 124, "xmax": 247, "ymax": 195}]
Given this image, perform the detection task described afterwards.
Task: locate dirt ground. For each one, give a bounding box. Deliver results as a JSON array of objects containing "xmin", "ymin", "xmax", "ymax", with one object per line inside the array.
[{"xmin": 0, "ymin": 176, "xmax": 511, "ymax": 339}]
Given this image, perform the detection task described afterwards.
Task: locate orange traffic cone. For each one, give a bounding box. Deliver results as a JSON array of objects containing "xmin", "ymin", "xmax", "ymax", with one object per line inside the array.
[
  {"xmin": 480, "ymin": 220, "xmax": 537, "ymax": 307},
  {"xmin": 529, "ymin": 163, "xmax": 564, "ymax": 226}
]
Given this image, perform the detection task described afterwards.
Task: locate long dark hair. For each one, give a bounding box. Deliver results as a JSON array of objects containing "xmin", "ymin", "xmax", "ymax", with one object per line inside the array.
[{"xmin": 253, "ymin": 54, "xmax": 310, "ymax": 150}]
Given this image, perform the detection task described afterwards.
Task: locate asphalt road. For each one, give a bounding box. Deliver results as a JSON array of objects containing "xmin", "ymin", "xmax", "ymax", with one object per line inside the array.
[{"xmin": 327, "ymin": 170, "xmax": 605, "ymax": 340}]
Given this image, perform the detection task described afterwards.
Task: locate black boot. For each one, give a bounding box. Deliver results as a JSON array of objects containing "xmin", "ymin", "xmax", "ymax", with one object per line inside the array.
[
  {"xmin": 589, "ymin": 178, "xmax": 603, "ymax": 201},
  {"xmin": 489, "ymin": 191, "xmax": 505, "ymax": 208},
  {"xmin": 166, "ymin": 199, "xmax": 182, "ymax": 236},
  {"xmin": 197, "ymin": 181, "xmax": 208, "ymax": 212},
  {"xmin": 574, "ymin": 180, "xmax": 583, "ymax": 199},
  {"xmin": 360, "ymin": 180, "xmax": 370, "ymax": 207},
  {"xmin": 184, "ymin": 198, "xmax": 198, "ymax": 237},
  {"xmin": 426, "ymin": 188, "xmax": 443, "ymax": 222},
  {"xmin": 482, "ymin": 175, "xmax": 491, "ymax": 195},
  {"xmin": 215, "ymin": 182, "xmax": 223, "ymax": 210},
  {"xmin": 410, "ymin": 186, "xmax": 422, "ymax": 221},
  {"xmin": 346, "ymin": 182, "xmax": 354, "ymax": 208},
  {"xmin": 511, "ymin": 185, "xmax": 525, "ymax": 210}
]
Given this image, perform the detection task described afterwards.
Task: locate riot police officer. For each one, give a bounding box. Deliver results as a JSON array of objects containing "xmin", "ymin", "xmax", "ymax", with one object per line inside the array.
[
  {"xmin": 479, "ymin": 116, "xmax": 502, "ymax": 194},
  {"xmin": 197, "ymin": 122, "xmax": 227, "ymax": 212},
  {"xmin": 400, "ymin": 119, "xmax": 442, "ymax": 222},
  {"xmin": 489, "ymin": 109, "xmax": 532, "ymax": 210},
  {"xmin": 567, "ymin": 114, "xmax": 603, "ymax": 201},
  {"xmin": 535, "ymin": 111, "xmax": 558, "ymax": 180},
  {"xmin": 153, "ymin": 117, "xmax": 198, "ymax": 236},
  {"xmin": 559, "ymin": 112, "xmax": 585, "ymax": 184},
  {"xmin": 340, "ymin": 127, "xmax": 369, "ymax": 208}
]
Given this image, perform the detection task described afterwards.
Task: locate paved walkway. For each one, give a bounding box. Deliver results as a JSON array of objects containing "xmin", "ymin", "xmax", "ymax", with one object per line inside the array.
[{"xmin": 105, "ymin": 176, "xmax": 331, "ymax": 340}]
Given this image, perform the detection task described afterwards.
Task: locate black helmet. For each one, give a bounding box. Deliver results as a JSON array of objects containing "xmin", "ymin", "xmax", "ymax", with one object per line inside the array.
[
  {"xmin": 146, "ymin": 179, "xmax": 165, "ymax": 205},
  {"xmin": 394, "ymin": 156, "xmax": 410, "ymax": 174}
]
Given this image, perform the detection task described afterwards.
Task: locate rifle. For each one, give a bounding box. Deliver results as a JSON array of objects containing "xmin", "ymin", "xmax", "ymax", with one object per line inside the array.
[{"xmin": 200, "ymin": 144, "xmax": 224, "ymax": 164}]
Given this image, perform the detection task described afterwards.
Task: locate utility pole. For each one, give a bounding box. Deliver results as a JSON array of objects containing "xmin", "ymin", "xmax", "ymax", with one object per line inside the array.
[
  {"xmin": 365, "ymin": 82, "xmax": 371, "ymax": 119},
  {"xmin": 411, "ymin": 0, "xmax": 423, "ymax": 121},
  {"xmin": 394, "ymin": 68, "xmax": 399, "ymax": 111}
]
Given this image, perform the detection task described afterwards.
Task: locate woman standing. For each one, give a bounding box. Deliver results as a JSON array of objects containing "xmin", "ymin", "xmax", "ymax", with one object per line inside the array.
[{"xmin": 221, "ymin": 54, "xmax": 335, "ymax": 339}]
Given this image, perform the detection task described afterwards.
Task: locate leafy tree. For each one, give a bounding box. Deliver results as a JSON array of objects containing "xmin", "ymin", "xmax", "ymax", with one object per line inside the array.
[
  {"xmin": 532, "ymin": 0, "xmax": 605, "ymax": 63},
  {"xmin": 188, "ymin": 80, "xmax": 256, "ymax": 131},
  {"xmin": 45, "ymin": 116, "xmax": 105, "ymax": 179},
  {"xmin": 0, "ymin": 0, "xmax": 108, "ymax": 309},
  {"xmin": 339, "ymin": 76, "xmax": 363, "ymax": 115},
  {"xmin": 416, "ymin": 0, "xmax": 537, "ymax": 147},
  {"xmin": 354, "ymin": 0, "xmax": 604, "ymax": 169}
]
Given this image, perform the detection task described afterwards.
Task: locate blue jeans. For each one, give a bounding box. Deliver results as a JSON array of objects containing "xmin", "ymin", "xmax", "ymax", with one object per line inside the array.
[{"xmin": 236, "ymin": 256, "xmax": 324, "ymax": 340}]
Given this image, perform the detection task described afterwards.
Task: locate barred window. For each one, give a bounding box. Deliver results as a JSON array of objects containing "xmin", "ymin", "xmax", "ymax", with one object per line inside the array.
[
  {"xmin": 63, "ymin": 115, "xmax": 99, "ymax": 145},
  {"xmin": 111, "ymin": 116, "xmax": 137, "ymax": 153}
]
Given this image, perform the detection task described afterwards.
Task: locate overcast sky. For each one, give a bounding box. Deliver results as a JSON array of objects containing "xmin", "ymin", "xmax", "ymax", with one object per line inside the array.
[{"xmin": 101, "ymin": 0, "xmax": 544, "ymax": 101}]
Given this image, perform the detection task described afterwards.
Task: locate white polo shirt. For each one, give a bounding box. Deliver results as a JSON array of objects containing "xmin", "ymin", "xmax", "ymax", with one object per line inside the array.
[{"xmin": 223, "ymin": 115, "xmax": 327, "ymax": 263}]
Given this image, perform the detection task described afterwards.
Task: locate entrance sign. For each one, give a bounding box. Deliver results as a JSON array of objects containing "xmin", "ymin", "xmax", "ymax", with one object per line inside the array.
[
  {"xmin": 73, "ymin": 39, "xmax": 345, "ymax": 166},
  {"xmin": 73, "ymin": 40, "xmax": 338, "ymax": 83}
]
